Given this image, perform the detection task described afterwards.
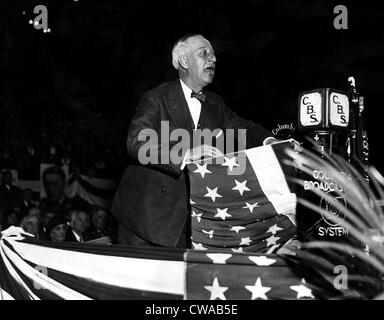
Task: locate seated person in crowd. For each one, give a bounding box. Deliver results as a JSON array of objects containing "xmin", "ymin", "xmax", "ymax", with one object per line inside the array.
[
  {"xmin": 39, "ymin": 166, "xmax": 72, "ymax": 217},
  {"xmin": 65, "ymin": 209, "xmax": 90, "ymax": 243},
  {"xmin": 47, "ymin": 216, "xmax": 69, "ymax": 242},
  {"xmin": 20, "ymin": 214, "xmax": 40, "ymax": 238},
  {"xmin": 0, "ymin": 170, "xmax": 23, "ymax": 212},
  {"xmin": 27, "ymin": 208, "xmax": 47, "ymax": 239},
  {"xmin": 85, "ymin": 206, "xmax": 111, "ymax": 241},
  {"xmin": 39, "ymin": 165, "xmax": 89, "ymax": 218}
]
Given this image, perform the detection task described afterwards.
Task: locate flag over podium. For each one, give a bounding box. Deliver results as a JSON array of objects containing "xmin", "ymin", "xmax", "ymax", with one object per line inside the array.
[{"xmin": 187, "ymin": 140, "xmax": 298, "ymax": 253}]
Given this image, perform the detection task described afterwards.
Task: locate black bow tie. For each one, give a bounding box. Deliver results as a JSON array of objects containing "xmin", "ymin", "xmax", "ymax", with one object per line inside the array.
[{"xmin": 191, "ymin": 91, "xmax": 206, "ymax": 103}]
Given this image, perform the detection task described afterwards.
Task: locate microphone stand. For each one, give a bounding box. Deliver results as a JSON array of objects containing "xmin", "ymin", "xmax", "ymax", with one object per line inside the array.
[
  {"xmin": 347, "ymin": 76, "xmax": 359, "ymax": 163},
  {"xmin": 358, "ymin": 96, "xmax": 370, "ymax": 183},
  {"xmin": 347, "ymin": 76, "xmax": 370, "ymax": 183}
]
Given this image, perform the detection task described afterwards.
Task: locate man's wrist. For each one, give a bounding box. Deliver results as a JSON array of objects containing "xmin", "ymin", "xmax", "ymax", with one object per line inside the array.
[{"xmin": 263, "ymin": 137, "xmax": 277, "ymax": 145}]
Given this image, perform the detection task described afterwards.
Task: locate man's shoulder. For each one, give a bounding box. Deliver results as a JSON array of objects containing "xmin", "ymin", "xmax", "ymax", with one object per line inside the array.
[
  {"xmin": 205, "ymin": 90, "xmax": 226, "ymax": 105},
  {"xmin": 144, "ymin": 80, "xmax": 179, "ymax": 98},
  {"xmin": 205, "ymin": 90, "xmax": 222, "ymax": 99}
]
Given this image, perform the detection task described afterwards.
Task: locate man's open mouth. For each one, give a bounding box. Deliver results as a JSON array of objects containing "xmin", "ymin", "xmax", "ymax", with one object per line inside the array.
[{"xmin": 204, "ymin": 66, "xmax": 215, "ymax": 73}]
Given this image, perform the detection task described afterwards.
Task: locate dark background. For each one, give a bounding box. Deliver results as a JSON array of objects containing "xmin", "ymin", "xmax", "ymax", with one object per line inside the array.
[{"xmin": 1, "ymin": 0, "xmax": 383, "ymax": 178}]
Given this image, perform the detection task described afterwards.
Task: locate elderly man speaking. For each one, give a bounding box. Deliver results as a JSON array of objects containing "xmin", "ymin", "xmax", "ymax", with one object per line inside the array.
[{"xmin": 112, "ymin": 34, "xmax": 275, "ymax": 248}]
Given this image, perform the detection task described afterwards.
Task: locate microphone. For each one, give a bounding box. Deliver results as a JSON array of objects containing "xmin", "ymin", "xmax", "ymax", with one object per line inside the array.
[
  {"xmin": 348, "ymin": 76, "xmax": 359, "ymax": 105},
  {"xmin": 347, "ymin": 76, "xmax": 355, "ymax": 88}
]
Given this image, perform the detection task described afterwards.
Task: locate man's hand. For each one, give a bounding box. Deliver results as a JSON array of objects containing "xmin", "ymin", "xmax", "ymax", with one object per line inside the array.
[
  {"xmin": 276, "ymin": 239, "xmax": 302, "ymax": 256},
  {"xmin": 268, "ymin": 138, "xmax": 303, "ymax": 153},
  {"xmin": 292, "ymin": 140, "xmax": 303, "ymax": 153},
  {"xmin": 185, "ymin": 144, "xmax": 224, "ymax": 163}
]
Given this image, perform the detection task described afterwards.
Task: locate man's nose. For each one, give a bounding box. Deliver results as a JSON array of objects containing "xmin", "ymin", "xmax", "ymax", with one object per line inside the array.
[{"xmin": 208, "ymin": 53, "xmax": 216, "ymax": 63}]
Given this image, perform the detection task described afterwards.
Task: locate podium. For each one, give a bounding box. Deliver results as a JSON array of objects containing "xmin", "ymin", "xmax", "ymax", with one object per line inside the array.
[{"xmin": 186, "ymin": 141, "xmax": 297, "ymax": 253}]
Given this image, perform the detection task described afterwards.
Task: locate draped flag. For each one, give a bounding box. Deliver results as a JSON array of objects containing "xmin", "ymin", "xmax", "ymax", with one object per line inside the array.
[
  {"xmin": 66, "ymin": 174, "xmax": 117, "ymax": 208},
  {"xmin": 0, "ymin": 227, "xmax": 321, "ymax": 300},
  {"xmin": 17, "ymin": 173, "xmax": 117, "ymax": 209},
  {"xmin": 187, "ymin": 141, "xmax": 297, "ymax": 253}
]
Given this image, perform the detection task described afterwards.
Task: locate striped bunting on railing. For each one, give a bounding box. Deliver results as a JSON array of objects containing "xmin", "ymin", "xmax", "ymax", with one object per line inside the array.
[{"xmin": 0, "ymin": 227, "xmax": 323, "ymax": 300}]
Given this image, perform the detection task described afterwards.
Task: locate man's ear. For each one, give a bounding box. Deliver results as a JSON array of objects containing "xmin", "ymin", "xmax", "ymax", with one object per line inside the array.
[{"xmin": 178, "ymin": 56, "xmax": 188, "ymax": 69}]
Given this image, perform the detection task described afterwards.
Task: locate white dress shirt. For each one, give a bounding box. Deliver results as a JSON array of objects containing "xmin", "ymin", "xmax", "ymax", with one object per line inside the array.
[
  {"xmin": 180, "ymin": 79, "xmax": 201, "ymax": 130},
  {"xmin": 71, "ymin": 229, "xmax": 83, "ymax": 242}
]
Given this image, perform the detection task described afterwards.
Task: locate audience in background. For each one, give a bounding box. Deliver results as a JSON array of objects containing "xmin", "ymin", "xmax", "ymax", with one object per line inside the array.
[
  {"xmin": 0, "ymin": 168, "xmax": 117, "ymax": 244},
  {"xmin": 1, "ymin": 204, "xmax": 117, "ymax": 243},
  {"xmin": 0, "ymin": 128, "xmax": 123, "ymax": 243}
]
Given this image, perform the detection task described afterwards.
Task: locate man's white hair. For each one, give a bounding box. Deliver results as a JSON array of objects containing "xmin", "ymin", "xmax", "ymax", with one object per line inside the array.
[
  {"xmin": 171, "ymin": 34, "xmax": 202, "ymax": 70},
  {"xmin": 20, "ymin": 215, "xmax": 38, "ymax": 229}
]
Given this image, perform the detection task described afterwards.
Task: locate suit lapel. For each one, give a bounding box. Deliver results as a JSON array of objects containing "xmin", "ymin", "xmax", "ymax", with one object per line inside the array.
[
  {"xmin": 166, "ymin": 80, "xmax": 220, "ymax": 135},
  {"xmin": 167, "ymin": 80, "xmax": 194, "ymax": 135},
  {"xmin": 198, "ymin": 93, "xmax": 218, "ymax": 131}
]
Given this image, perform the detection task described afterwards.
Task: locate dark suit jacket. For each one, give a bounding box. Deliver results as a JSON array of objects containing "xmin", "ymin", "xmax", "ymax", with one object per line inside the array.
[
  {"xmin": 65, "ymin": 228, "xmax": 82, "ymax": 243},
  {"xmin": 0, "ymin": 184, "xmax": 23, "ymax": 212},
  {"xmin": 112, "ymin": 80, "xmax": 272, "ymax": 247}
]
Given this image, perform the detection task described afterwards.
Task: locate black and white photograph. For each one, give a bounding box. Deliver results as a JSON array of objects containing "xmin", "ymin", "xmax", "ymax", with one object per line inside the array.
[{"xmin": 1, "ymin": 0, "xmax": 384, "ymax": 305}]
